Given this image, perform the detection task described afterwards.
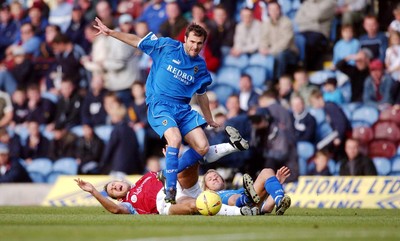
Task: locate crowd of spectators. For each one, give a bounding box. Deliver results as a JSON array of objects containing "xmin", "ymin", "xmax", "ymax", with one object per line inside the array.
[{"xmin": 0, "ymin": 0, "xmax": 400, "ymax": 184}]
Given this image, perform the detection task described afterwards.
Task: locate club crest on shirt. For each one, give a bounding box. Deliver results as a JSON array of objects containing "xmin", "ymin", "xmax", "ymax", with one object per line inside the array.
[
  {"xmin": 130, "ymin": 194, "xmax": 138, "ymax": 203},
  {"xmin": 162, "ymin": 119, "xmax": 168, "ymax": 126},
  {"xmin": 194, "ymin": 66, "xmax": 199, "ymax": 74}
]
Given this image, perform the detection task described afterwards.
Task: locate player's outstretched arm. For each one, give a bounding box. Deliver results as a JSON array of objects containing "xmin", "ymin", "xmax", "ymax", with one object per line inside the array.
[
  {"xmin": 93, "ymin": 17, "xmax": 142, "ymax": 48},
  {"xmin": 74, "ymin": 178, "xmax": 130, "ymax": 214}
]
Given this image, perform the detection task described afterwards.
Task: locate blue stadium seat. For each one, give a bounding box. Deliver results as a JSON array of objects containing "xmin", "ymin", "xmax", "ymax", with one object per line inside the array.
[
  {"xmin": 390, "ymin": 156, "xmax": 400, "ymax": 176},
  {"xmin": 26, "ymin": 158, "xmax": 53, "ymax": 183},
  {"xmin": 94, "ymin": 125, "xmax": 114, "ymax": 143},
  {"xmin": 338, "ymin": 79, "xmax": 352, "ymax": 103},
  {"xmin": 351, "ymin": 105, "xmax": 379, "ymax": 127},
  {"xmin": 309, "ymin": 70, "xmax": 336, "ymax": 85},
  {"xmin": 340, "ymin": 102, "xmax": 361, "ymax": 120},
  {"xmin": 297, "ymin": 141, "xmax": 315, "ymax": 175},
  {"xmin": 11, "ymin": 125, "xmax": 29, "ymax": 144},
  {"xmin": 316, "ymin": 122, "xmax": 333, "ymax": 142},
  {"xmin": 47, "ymin": 158, "xmax": 78, "ymax": 183},
  {"xmin": 328, "ymin": 159, "xmax": 337, "ymax": 175},
  {"xmin": 70, "ymin": 125, "xmax": 83, "ymax": 137},
  {"xmin": 216, "ymin": 66, "xmax": 241, "ymax": 88},
  {"xmin": 309, "ymin": 108, "xmax": 326, "ymax": 125},
  {"xmin": 243, "ymin": 65, "xmax": 268, "ymax": 89},
  {"xmin": 372, "ymin": 157, "xmax": 391, "ymax": 176},
  {"xmin": 223, "ymin": 54, "xmax": 249, "ymax": 70},
  {"xmin": 41, "ymin": 92, "xmax": 58, "ymax": 104},
  {"xmin": 210, "ymin": 83, "xmax": 237, "ymax": 107}
]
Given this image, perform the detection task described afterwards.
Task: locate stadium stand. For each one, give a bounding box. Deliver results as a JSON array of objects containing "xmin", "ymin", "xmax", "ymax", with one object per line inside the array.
[
  {"xmin": 372, "ymin": 157, "xmax": 392, "ymax": 176},
  {"xmin": 26, "ymin": 158, "xmax": 53, "ymax": 183}
]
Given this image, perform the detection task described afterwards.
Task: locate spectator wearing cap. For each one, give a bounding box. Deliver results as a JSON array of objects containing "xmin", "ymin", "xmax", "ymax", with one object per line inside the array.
[
  {"xmin": 76, "ymin": 121, "xmax": 104, "ymax": 174},
  {"xmin": 49, "ymin": 0, "xmax": 73, "ymax": 33},
  {"xmin": 0, "ymin": 3, "xmax": 18, "ymax": 60},
  {"xmin": 101, "ymin": 14, "xmax": 141, "ymax": 106},
  {"xmin": 249, "ymin": 107, "xmax": 299, "ymax": 182},
  {"xmin": 81, "ymin": 74, "xmax": 108, "ymax": 127},
  {"xmin": 48, "ymin": 122, "xmax": 78, "ymax": 162},
  {"xmin": 20, "ymin": 119, "xmax": 50, "ymax": 163},
  {"xmin": 0, "ymin": 143, "xmax": 32, "ymax": 183},
  {"xmin": 363, "ymin": 59, "xmax": 394, "ymax": 109},
  {"xmin": 336, "ymin": 48, "xmax": 372, "ymax": 102},
  {"xmin": 65, "ymin": 5, "xmax": 87, "ymax": 50},
  {"xmin": 136, "ymin": 0, "xmax": 167, "ymax": 35},
  {"xmin": 23, "ymin": 4, "xmax": 49, "ymax": 41}
]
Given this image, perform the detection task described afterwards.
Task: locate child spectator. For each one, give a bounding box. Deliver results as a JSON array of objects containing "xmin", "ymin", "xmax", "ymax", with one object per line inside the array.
[
  {"xmin": 307, "ymin": 150, "xmax": 332, "ymax": 176},
  {"xmin": 388, "ymin": 4, "xmax": 400, "ymax": 33},
  {"xmin": 322, "ymin": 78, "xmax": 345, "ymax": 105},
  {"xmin": 333, "ymin": 24, "xmax": 360, "ymax": 66},
  {"xmin": 385, "ymin": 31, "xmax": 400, "ymax": 81}
]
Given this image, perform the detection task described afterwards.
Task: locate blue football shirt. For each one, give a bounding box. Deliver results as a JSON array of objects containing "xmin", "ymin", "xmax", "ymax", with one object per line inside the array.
[{"xmin": 138, "ymin": 32, "xmax": 212, "ymax": 104}]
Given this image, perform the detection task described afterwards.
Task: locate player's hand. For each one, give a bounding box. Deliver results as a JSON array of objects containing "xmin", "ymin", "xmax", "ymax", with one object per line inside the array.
[
  {"xmin": 276, "ymin": 166, "xmax": 291, "ymax": 184},
  {"xmin": 94, "ymin": 17, "xmax": 112, "ymax": 36},
  {"xmin": 207, "ymin": 120, "xmax": 220, "ymax": 128},
  {"xmin": 75, "ymin": 178, "xmax": 95, "ymax": 193}
]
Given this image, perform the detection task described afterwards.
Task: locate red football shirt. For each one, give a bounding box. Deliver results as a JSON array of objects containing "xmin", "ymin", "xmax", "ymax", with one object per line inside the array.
[{"xmin": 122, "ymin": 172, "xmax": 164, "ymax": 214}]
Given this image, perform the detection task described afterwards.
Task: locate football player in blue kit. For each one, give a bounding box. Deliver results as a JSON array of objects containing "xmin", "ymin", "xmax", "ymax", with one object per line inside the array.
[{"xmin": 93, "ymin": 18, "xmax": 248, "ymax": 204}]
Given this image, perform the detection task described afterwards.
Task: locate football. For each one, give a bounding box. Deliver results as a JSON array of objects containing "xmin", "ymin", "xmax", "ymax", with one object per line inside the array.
[{"xmin": 196, "ymin": 190, "xmax": 222, "ymax": 216}]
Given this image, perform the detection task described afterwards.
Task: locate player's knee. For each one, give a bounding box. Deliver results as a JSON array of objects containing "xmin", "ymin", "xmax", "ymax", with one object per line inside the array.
[
  {"xmin": 195, "ymin": 145, "xmax": 209, "ymax": 156},
  {"xmin": 260, "ymin": 168, "xmax": 275, "ymax": 179}
]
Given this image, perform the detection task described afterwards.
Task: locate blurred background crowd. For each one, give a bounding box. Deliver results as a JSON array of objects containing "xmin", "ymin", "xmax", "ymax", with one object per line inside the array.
[{"xmin": 0, "ymin": 0, "xmax": 400, "ymax": 186}]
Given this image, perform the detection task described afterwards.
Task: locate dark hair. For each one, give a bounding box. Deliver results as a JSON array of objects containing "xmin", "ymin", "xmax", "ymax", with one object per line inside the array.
[
  {"xmin": 185, "ymin": 23, "xmax": 208, "ymax": 41},
  {"xmin": 240, "ymin": 73, "xmax": 252, "ymax": 81},
  {"xmin": 52, "ymin": 33, "xmax": 71, "ymax": 44},
  {"xmin": 260, "ymin": 89, "xmax": 278, "ymax": 100}
]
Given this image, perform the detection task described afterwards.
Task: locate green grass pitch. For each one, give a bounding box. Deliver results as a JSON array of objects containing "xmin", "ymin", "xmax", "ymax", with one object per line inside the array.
[{"xmin": 0, "ymin": 207, "xmax": 399, "ymax": 241}]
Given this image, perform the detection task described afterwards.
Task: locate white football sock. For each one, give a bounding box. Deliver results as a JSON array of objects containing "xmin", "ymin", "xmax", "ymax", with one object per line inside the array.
[
  {"xmin": 203, "ymin": 143, "xmax": 238, "ymax": 164},
  {"xmin": 216, "ymin": 204, "xmax": 242, "ymax": 216}
]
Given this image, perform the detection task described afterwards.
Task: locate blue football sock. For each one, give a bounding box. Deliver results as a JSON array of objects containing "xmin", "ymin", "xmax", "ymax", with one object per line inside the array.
[
  {"xmin": 235, "ymin": 193, "xmax": 252, "ymax": 207},
  {"xmin": 264, "ymin": 176, "xmax": 285, "ymax": 207},
  {"xmin": 178, "ymin": 148, "xmax": 203, "ymax": 172},
  {"xmin": 165, "ymin": 146, "xmax": 179, "ymax": 190}
]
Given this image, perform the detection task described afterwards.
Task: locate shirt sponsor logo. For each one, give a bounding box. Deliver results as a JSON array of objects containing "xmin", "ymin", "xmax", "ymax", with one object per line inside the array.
[{"xmin": 166, "ymin": 65, "xmax": 194, "ymax": 85}]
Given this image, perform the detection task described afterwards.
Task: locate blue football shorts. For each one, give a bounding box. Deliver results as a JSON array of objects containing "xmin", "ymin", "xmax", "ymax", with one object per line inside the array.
[
  {"xmin": 147, "ymin": 99, "xmax": 207, "ymax": 138},
  {"xmin": 218, "ymin": 188, "xmax": 244, "ymax": 205}
]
